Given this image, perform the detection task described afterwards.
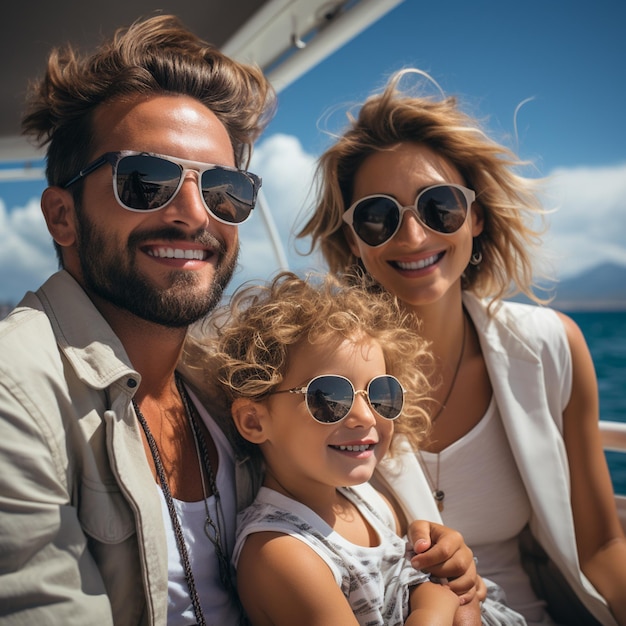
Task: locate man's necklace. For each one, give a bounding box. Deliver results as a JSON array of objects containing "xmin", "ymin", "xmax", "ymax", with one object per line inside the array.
[
  {"xmin": 133, "ymin": 374, "xmax": 238, "ymax": 625},
  {"xmin": 418, "ymin": 312, "xmax": 468, "ymax": 512}
]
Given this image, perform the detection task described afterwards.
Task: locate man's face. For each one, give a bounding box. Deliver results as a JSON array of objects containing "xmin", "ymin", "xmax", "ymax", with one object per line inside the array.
[{"xmin": 68, "ymin": 95, "xmax": 241, "ymax": 327}]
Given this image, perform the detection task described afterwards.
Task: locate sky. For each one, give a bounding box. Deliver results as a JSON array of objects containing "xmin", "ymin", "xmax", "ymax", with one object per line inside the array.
[{"xmin": 1, "ymin": 0, "xmax": 626, "ymax": 304}]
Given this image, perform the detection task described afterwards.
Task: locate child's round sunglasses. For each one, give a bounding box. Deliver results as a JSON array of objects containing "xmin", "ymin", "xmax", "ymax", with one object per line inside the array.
[
  {"xmin": 63, "ymin": 151, "xmax": 262, "ymax": 225},
  {"xmin": 268, "ymin": 374, "xmax": 405, "ymax": 424},
  {"xmin": 342, "ymin": 183, "xmax": 475, "ymax": 247}
]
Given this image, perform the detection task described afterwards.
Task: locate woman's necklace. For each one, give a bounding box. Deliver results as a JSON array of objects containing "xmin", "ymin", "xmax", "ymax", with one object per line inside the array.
[
  {"xmin": 419, "ymin": 312, "xmax": 468, "ymax": 512},
  {"xmin": 431, "ymin": 312, "xmax": 467, "ymax": 424},
  {"xmin": 420, "ymin": 451, "xmax": 445, "ymax": 511},
  {"xmin": 133, "ymin": 373, "xmax": 238, "ymax": 626}
]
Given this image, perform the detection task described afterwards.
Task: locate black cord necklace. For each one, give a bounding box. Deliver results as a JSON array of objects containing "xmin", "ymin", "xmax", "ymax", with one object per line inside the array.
[
  {"xmin": 177, "ymin": 376, "xmax": 232, "ymax": 592},
  {"xmin": 133, "ymin": 374, "xmax": 238, "ymax": 625}
]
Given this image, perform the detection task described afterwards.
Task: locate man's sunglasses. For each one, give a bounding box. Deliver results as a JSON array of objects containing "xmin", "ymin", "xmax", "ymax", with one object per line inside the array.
[
  {"xmin": 269, "ymin": 374, "xmax": 405, "ymax": 424},
  {"xmin": 63, "ymin": 151, "xmax": 262, "ymax": 225},
  {"xmin": 342, "ymin": 183, "xmax": 475, "ymax": 247}
]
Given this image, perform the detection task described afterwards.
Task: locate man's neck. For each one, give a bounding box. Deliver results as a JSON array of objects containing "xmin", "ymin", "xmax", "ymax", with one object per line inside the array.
[{"xmin": 95, "ymin": 297, "xmax": 188, "ymax": 397}]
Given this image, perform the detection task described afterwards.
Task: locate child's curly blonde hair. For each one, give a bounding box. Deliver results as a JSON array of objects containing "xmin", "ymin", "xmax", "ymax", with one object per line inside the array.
[{"xmin": 195, "ymin": 271, "xmax": 434, "ymax": 454}]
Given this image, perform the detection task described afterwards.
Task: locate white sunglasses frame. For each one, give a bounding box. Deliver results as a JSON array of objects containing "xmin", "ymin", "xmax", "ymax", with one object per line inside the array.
[
  {"xmin": 342, "ymin": 183, "xmax": 475, "ymax": 248},
  {"xmin": 64, "ymin": 150, "xmax": 262, "ymax": 225}
]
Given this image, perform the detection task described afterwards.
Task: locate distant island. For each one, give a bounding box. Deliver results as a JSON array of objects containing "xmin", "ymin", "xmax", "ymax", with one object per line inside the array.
[
  {"xmin": 0, "ymin": 302, "xmax": 13, "ymax": 320},
  {"xmin": 540, "ymin": 262, "xmax": 626, "ymax": 312}
]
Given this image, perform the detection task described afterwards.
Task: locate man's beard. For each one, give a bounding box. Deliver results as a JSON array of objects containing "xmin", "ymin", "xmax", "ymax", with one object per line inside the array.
[{"xmin": 76, "ymin": 216, "xmax": 238, "ymax": 328}]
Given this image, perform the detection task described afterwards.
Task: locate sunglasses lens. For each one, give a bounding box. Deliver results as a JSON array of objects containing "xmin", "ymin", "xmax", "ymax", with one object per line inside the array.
[
  {"xmin": 350, "ymin": 186, "xmax": 470, "ymax": 245},
  {"xmin": 351, "ymin": 197, "xmax": 400, "ymax": 246},
  {"xmin": 114, "ymin": 154, "xmax": 256, "ymax": 222},
  {"xmin": 418, "ymin": 186, "xmax": 469, "ymax": 234},
  {"xmin": 367, "ymin": 376, "xmax": 404, "ymax": 420},
  {"xmin": 200, "ymin": 168, "xmax": 256, "ymax": 224},
  {"xmin": 306, "ymin": 375, "xmax": 354, "ymax": 423},
  {"xmin": 116, "ymin": 155, "xmax": 181, "ymax": 210}
]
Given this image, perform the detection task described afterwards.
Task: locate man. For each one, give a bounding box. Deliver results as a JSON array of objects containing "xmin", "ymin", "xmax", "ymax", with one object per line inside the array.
[{"xmin": 0, "ymin": 14, "xmax": 477, "ymax": 626}]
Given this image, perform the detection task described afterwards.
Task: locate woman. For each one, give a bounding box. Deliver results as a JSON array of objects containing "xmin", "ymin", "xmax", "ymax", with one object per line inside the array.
[{"xmin": 297, "ymin": 69, "xmax": 626, "ymax": 625}]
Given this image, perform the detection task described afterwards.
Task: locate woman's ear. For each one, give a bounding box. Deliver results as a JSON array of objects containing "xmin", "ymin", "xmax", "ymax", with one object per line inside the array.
[
  {"xmin": 470, "ymin": 200, "xmax": 485, "ymax": 237},
  {"xmin": 343, "ymin": 224, "xmax": 362, "ymax": 259},
  {"xmin": 41, "ymin": 186, "xmax": 78, "ymax": 248},
  {"xmin": 231, "ymin": 398, "xmax": 269, "ymax": 444}
]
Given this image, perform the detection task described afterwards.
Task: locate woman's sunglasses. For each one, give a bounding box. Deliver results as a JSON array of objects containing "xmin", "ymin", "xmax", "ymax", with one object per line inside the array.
[
  {"xmin": 268, "ymin": 374, "xmax": 405, "ymax": 424},
  {"xmin": 63, "ymin": 151, "xmax": 262, "ymax": 225},
  {"xmin": 342, "ymin": 183, "xmax": 475, "ymax": 247}
]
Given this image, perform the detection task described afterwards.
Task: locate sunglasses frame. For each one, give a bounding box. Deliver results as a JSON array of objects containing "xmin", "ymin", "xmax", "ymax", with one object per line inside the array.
[
  {"xmin": 342, "ymin": 183, "xmax": 476, "ymax": 248},
  {"xmin": 269, "ymin": 374, "xmax": 405, "ymax": 424},
  {"xmin": 63, "ymin": 150, "xmax": 262, "ymax": 225}
]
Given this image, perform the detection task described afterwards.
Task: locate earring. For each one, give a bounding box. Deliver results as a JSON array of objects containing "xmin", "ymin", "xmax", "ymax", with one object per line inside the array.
[{"xmin": 469, "ymin": 250, "xmax": 482, "ymax": 266}]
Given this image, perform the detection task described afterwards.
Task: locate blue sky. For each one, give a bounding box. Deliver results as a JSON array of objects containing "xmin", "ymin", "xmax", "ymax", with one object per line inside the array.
[{"xmin": 1, "ymin": 0, "xmax": 625, "ymax": 303}]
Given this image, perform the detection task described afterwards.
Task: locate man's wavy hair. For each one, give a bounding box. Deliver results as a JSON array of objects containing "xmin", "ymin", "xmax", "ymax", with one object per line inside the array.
[
  {"xmin": 21, "ymin": 13, "xmax": 275, "ymax": 190},
  {"xmin": 192, "ymin": 270, "xmax": 434, "ymax": 460},
  {"xmin": 298, "ymin": 68, "xmax": 549, "ymax": 305},
  {"xmin": 21, "ymin": 14, "xmax": 275, "ymax": 264}
]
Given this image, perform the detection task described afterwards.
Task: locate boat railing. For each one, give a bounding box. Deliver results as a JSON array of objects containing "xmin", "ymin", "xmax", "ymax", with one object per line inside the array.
[{"xmin": 600, "ymin": 420, "xmax": 626, "ymax": 532}]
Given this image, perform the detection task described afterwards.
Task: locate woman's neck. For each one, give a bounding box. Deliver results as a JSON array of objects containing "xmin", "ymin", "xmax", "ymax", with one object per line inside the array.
[{"xmin": 404, "ymin": 289, "xmax": 466, "ymax": 358}]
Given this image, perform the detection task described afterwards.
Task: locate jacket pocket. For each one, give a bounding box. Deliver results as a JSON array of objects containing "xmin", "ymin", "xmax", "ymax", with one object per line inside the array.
[{"xmin": 79, "ymin": 477, "xmax": 136, "ymax": 543}]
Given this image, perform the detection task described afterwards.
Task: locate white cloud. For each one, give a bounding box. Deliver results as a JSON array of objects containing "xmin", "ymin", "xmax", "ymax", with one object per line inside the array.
[
  {"xmin": 1, "ymin": 138, "xmax": 624, "ymax": 304},
  {"xmin": 231, "ymin": 133, "xmax": 324, "ymax": 293},
  {"xmin": 241, "ymin": 135, "xmax": 626, "ymax": 286},
  {"xmin": 0, "ymin": 197, "xmax": 57, "ymax": 304},
  {"xmin": 542, "ymin": 162, "xmax": 626, "ymax": 277}
]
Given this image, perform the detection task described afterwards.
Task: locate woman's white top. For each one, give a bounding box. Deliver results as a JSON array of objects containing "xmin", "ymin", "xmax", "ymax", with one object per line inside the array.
[
  {"xmin": 375, "ymin": 295, "xmax": 615, "ymax": 625},
  {"xmin": 419, "ymin": 398, "xmax": 554, "ymax": 624}
]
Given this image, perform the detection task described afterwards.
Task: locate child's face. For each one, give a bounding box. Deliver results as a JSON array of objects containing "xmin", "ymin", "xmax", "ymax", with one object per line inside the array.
[{"xmin": 260, "ymin": 334, "xmax": 395, "ymax": 496}]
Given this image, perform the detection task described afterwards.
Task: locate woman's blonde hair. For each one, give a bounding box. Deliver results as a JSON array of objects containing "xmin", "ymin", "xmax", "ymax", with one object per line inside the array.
[
  {"xmin": 298, "ymin": 69, "xmax": 548, "ymax": 304},
  {"xmin": 194, "ymin": 271, "xmax": 434, "ymax": 456}
]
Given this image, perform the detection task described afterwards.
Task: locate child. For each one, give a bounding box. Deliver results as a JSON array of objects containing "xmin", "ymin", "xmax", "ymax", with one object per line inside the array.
[{"xmin": 204, "ymin": 271, "xmax": 523, "ymax": 626}]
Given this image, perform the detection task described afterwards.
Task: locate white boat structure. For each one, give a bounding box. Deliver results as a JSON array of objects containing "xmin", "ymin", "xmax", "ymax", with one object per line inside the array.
[
  {"xmin": 0, "ymin": 0, "xmax": 402, "ymax": 162},
  {"xmin": 0, "ymin": 0, "xmax": 624, "ymax": 530}
]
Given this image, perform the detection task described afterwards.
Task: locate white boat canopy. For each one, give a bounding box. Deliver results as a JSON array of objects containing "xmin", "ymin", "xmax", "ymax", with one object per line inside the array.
[{"xmin": 0, "ymin": 0, "xmax": 403, "ymax": 165}]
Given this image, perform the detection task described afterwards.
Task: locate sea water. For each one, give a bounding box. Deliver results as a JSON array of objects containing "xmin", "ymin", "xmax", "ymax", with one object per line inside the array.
[{"xmin": 568, "ymin": 310, "xmax": 626, "ymax": 495}]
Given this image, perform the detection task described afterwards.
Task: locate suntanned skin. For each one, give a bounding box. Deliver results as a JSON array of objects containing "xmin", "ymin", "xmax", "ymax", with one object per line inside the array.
[
  {"xmin": 40, "ymin": 95, "xmax": 482, "ymax": 619},
  {"xmin": 233, "ymin": 336, "xmax": 481, "ymax": 626},
  {"xmin": 41, "ymin": 94, "xmax": 240, "ymax": 500},
  {"xmin": 347, "ymin": 141, "xmax": 626, "ymax": 624}
]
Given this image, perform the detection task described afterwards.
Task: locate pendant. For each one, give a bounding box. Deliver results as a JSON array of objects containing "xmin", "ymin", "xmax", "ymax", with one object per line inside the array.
[
  {"xmin": 205, "ymin": 516, "xmax": 219, "ymax": 543},
  {"xmin": 433, "ymin": 489, "xmax": 445, "ymax": 512}
]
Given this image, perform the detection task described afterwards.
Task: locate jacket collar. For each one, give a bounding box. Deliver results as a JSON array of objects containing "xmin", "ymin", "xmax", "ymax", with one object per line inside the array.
[{"xmin": 25, "ymin": 270, "xmax": 137, "ymax": 389}]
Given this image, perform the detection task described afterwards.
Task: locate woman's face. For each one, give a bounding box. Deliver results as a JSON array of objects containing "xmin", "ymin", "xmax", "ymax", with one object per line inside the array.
[{"xmin": 345, "ymin": 142, "xmax": 483, "ymax": 309}]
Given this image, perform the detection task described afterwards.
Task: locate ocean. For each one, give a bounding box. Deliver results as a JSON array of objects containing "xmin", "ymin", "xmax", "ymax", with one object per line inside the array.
[{"xmin": 567, "ymin": 310, "xmax": 626, "ymax": 495}]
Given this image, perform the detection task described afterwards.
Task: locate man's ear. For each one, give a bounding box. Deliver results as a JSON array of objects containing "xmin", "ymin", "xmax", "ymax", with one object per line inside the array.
[
  {"xmin": 231, "ymin": 398, "xmax": 269, "ymax": 444},
  {"xmin": 41, "ymin": 186, "xmax": 78, "ymax": 248}
]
